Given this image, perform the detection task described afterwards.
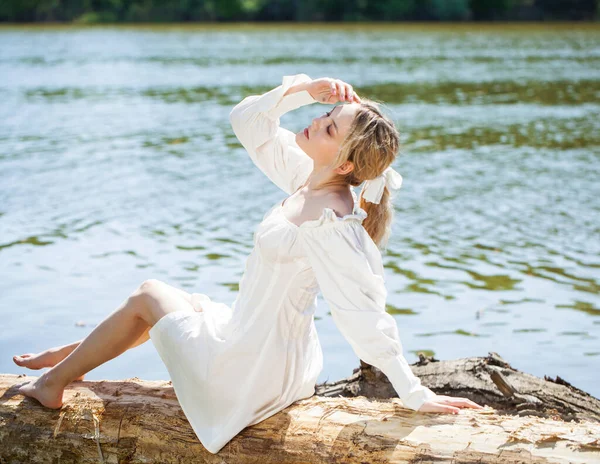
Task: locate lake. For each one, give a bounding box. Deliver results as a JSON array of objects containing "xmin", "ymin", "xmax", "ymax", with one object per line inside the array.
[{"xmin": 0, "ymin": 23, "xmax": 598, "ymax": 400}]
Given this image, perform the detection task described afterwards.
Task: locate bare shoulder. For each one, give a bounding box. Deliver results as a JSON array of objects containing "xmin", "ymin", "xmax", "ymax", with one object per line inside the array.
[
  {"xmin": 305, "ymin": 190, "xmax": 353, "ymax": 219},
  {"xmin": 327, "ymin": 191, "xmax": 354, "ymax": 218},
  {"xmin": 283, "ymin": 188, "xmax": 355, "ymax": 226}
]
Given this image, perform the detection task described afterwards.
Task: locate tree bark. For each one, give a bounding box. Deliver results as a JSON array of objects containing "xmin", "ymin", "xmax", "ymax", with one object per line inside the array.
[
  {"xmin": 1, "ymin": 352, "xmax": 599, "ymax": 463},
  {"xmin": 318, "ymin": 352, "xmax": 600, "ymax": 423}
]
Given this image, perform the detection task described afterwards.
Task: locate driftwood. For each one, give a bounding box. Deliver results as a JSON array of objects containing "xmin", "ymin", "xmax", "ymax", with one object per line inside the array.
[
  {"xmin": 0, "ymin": 352, "xmax": 599, "ymax": 463},
  {"xmin": 318, "ymin": 352, "xmax": 600, "ymax": 424}
]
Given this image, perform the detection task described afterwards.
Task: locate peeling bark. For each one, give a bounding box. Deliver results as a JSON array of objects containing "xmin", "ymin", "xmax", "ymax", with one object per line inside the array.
[
  {"xmin": 1, "ymin": 352, "xmax": 599, "ymax": 463},
  {"xmin": 317, "ymin": 352, "xmax": 600, "ymax": 423}
]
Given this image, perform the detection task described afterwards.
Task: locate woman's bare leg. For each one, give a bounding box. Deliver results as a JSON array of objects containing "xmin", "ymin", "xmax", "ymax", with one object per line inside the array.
[
  {"xmin": 14, "ymin": 341, "xmax": 86, "ymax": 380},
  {"xmin": 13, "ymin": 330, "xmax": 149, "ymax": 381},
  {"xmin": 13, "ymin": 284, "xmax": 194, "ymax": 379},
  {"xmin": 17, "ymin": 279, "xmax": 195, "ymax": 409}
]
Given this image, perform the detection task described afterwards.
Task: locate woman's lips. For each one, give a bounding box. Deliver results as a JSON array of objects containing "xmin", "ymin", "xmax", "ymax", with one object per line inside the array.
[{"xmin": 304, "ymin": 127, "xmax": 309, "ymax": 139}]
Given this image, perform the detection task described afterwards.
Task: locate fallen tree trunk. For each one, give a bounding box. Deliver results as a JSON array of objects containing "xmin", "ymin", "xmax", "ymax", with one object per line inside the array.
[
  {"xmin": 318, "ymin": 352, "xmax": 600, "ymax": 423},
  {"xmin": 1, "ymin": 352, "xmax": 599, "ymax": 463}
]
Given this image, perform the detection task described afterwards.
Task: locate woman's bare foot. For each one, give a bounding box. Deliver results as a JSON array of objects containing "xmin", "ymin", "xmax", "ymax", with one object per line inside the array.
[
  {"xmin": 17, "ymin": 372, "xmax": 65, "ymax": 409},
  {"xmin": 13, "ymin": 350, "xmax": 85, "ymax": 381}
]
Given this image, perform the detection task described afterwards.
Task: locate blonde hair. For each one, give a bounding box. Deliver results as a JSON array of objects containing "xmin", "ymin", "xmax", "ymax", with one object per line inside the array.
[{"xmin": 330, "ymin": 98, "xmax": 401, "ymax": 251}]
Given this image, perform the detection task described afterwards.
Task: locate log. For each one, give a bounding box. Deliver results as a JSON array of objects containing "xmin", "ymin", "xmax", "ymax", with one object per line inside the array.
[
  {"xmin": 317, "ymin": 352, "xmax": 600, "ymax": 423},
  {"xmin": 1, "ymin": 352, "xmax": 599, "ymax": 463}
]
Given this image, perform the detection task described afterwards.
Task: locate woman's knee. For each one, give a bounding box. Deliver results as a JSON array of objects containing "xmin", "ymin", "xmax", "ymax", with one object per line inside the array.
[
  {"xmin": 131, "ymin": 279, "xmax": 195, "ymax": 326},
  {"xmin": 130, "ymin": 279, "xmax": 165, "ymax": 303},
  {"xmin": 136, "ymin": 279, "xmax": 193, "ymax": 305},
  {"xmin": 139, "ymin": 278, "xmax": 163, "ymax": 295},
  {"xmin": 126, "ymin": 280, "xmax": 163, "ymax": 319}
]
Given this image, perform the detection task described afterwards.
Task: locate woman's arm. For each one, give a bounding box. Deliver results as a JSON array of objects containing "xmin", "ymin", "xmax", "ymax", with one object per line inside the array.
[
  {"xmin": 299, "ymin": 220, "xmax": 484, "ymax": 414},
  {"xmin": 229, "ymin": 74, "xmax": 317, "ymax": 195},
  {"xmin": 228, "ymin": 74, "xmax": 362, "ymax": 195}
]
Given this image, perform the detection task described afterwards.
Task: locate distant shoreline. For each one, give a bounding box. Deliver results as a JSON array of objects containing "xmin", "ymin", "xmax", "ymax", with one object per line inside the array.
[{"xmin": 0, "ymin": 21, "xmax": 598, "ymax": 27}]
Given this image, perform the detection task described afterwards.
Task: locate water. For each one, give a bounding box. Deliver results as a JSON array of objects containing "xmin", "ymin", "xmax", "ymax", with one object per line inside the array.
[{"xmin": 1, "ymin": 23, "xmax": 599, "ymax": 399}]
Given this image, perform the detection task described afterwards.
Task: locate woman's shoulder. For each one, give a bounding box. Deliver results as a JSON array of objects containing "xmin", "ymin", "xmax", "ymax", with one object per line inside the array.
[
  {"xmin": 327, "ymin": 190, "xmax": 355, "ymax": 219},
  {"xmin": 298, "ymin": 205, "xmax": 385, "ymax": 280},
  {"xmin": 297, "ymin": 195, "xmax": 367, "ymax": 230}
]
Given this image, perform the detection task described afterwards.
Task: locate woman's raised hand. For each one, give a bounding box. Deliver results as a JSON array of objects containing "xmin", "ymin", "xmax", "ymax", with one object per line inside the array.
[
  {"xmin": 306, "ymin": 78, "xmax": 362, "ymax": 104},
  {"xmin": 417, "ymin": 394, "xmax": 486, "ymax": 414}
]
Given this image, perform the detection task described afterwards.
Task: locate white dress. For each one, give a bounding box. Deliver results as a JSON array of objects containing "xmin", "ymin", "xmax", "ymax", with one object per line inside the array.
[{"xmin": 148, "ymin": 73, "xmax": 437, "ymax": 455}]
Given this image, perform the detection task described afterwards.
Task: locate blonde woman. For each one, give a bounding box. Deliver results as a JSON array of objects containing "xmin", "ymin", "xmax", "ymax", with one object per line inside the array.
[{"xmin": 13, "ymin": 74, "xmax": 484, "ymax": 454}]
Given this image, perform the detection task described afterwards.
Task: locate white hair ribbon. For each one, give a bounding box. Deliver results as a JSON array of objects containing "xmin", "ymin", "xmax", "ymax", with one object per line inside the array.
[{"xmin": 360, "ymin": 166, "xmax": 403, "ymax": 204}]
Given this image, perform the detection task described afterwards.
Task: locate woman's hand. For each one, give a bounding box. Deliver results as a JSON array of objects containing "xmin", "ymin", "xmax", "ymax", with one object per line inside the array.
[
  {"xmin": 306, "ymin": 78, "xmax": 362, "ymax": 104},
  {"xmin": 417, "ymin": 395, "xmax": 486, "ymax": 414}
]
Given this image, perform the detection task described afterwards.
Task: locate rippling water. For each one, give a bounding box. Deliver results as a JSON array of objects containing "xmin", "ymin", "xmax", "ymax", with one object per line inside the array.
[{"xmin": 1, "ymin": 23, "xmax": 598, "ymax": 399}]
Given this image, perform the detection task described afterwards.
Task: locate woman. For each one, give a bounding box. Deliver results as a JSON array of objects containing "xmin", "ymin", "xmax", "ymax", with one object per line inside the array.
[{"xmin": 13, "ymin": 74, "xmax": 484, "ymax": 454}]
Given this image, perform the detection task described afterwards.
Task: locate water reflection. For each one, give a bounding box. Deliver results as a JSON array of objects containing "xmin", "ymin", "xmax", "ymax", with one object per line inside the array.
[{"xmin": 0, "ymin": 23, "xmax": 598, "ymax": 397}]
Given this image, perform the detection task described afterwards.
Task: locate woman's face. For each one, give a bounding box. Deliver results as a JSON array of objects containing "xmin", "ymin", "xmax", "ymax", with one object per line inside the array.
[{"xmin": 295, "ymin": 103, "xmax": 360, "ymax": 167}]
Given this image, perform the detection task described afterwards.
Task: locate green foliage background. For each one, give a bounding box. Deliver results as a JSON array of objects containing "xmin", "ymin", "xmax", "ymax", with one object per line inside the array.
[{"xmin": 0, "ymin": 0, "xmax": 597, "ymax": 22}]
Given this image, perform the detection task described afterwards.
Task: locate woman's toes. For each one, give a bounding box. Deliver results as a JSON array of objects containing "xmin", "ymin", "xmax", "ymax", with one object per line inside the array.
[
  {"xmin": 13, "ymin": 354, "xmax": 34, "ymax": 367},
  {"xmin": 13, "ymin": 352, "xmax": 55, "ymax": 370},
  {"xmin": 14, "ymin": 352, "xmax": 85, "ymax": 381}
]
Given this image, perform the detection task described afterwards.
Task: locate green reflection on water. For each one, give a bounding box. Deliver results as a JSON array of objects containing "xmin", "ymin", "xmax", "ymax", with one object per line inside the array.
[
  {"xmin": 386, "ymin": 304, "xmax": 419, "ymax": 315},
  {"xmin": 500, "ymin": 298, "xmax": 545, "ymax": 305},
  {"xmin": 0, "ymin": 236, "xmax": 54, "ymax": 250},
  {"xmin": 410, "ymin": 349, "xmax": 435, "ymax": 357},
  {"xmin": 463, "ymin": 271, "xmax": 521, "ymax": 291},
  {"xmin": 361, "ymin": 80, "xmax": 599, "ymax": 106},
  {"xmin": 416, "ymin": 329, "xmax": 490, "ymax": 337},
  {"xmin": 206, "ymin": 253, "xmax": 230, "ymax": 260},
  {"xmin": 513, "ymin": 328, "xmax": 547, "ymax": 333},
  {"xmin": 406, "ymin": 118, "xmax": 599, "ymax": 152},
  {"xmin": 221, "ymin": 282, "xmax": 239, "ymax": 292},
  {"xmin": 24, "ymin": 80, "xmax": 600, "ymax": 107},
  {"xmin": 556, "ymin": 300, "xmax": 600, "ymax": 316}
]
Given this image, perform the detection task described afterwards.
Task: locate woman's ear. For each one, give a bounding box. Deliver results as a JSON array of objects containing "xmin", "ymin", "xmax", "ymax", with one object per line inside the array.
[{"xmin": 336, "ymin": 160, "xmax": 354, "ymax": 176}]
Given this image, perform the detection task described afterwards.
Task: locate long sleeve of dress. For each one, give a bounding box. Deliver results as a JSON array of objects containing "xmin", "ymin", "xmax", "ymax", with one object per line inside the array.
[
  {"xmin": 298, "ymin": 219, "xmax": 437, "ymax": 411},
  {"xmin": 229, "ymin": 74, "xmax": 317, "ymax": 195}
]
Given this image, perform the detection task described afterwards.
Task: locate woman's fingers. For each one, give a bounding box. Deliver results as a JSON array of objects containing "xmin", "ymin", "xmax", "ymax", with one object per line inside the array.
[
  {"xmin": 326, "ymin": 80, "xmax": 337, "ymax": 103},
  {"xmin": 337, "ymin": 80, "xmax": 356, "ymax": 102},
  {"xmin": 318, "ymin": 77, "xmax": 361, "ymax": 104},
  {"xmin": 421, "ymin": 401, "xmax": 460, "ymax": 414},
  {"xmin": 462, "ymin": 398, "xmax": 485, "ymax": 409},
  {"xmin": 437, "ymin": 403, "xmax": 461, "ymax": 414},
  {"xmin": 441, "ymin": 396, "xmax": 485, "ymax": 409},
  {"xmin": 346, "ymin": 84, "xmax": 354, "ymax": 102},
  {"xmin": 342, "ymin": 81, "xmax": 352, "ymax": 101},
  {"xmin": 340, "ymin": 80, "xmax": 359, "ymax": 103},
  {"xmin": 419, "ymin": 395, "xmax": 486, "ymax": 414},
  {"xmin": 336, "ymin": 80, "xmax": 345, "ymax": 101}
]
